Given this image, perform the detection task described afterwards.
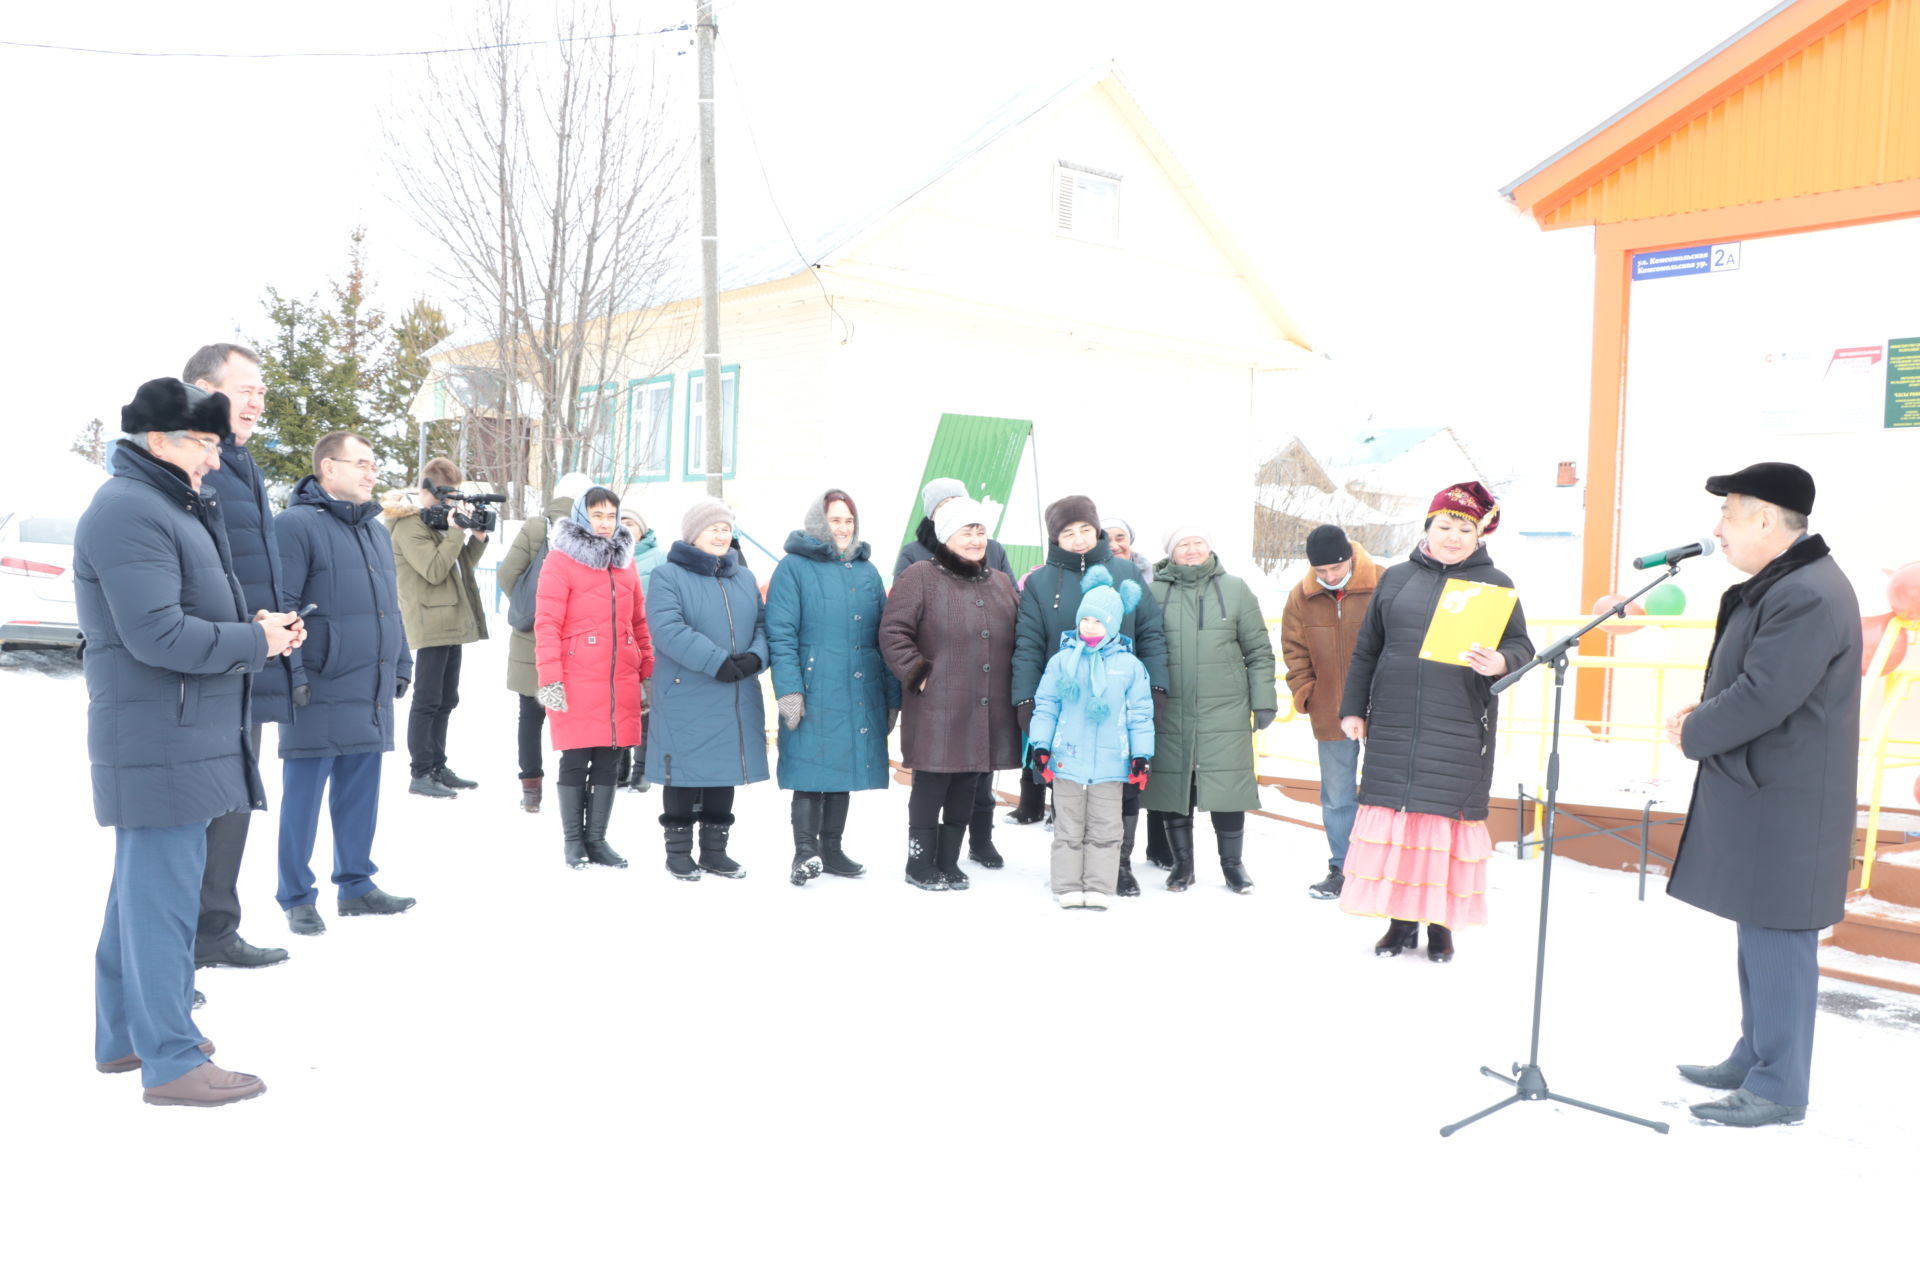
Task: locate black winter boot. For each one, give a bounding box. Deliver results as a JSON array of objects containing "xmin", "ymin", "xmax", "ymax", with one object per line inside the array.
[
  {"xmin": 1116, "ymin": 811, "xmax": 1140, "ymax": 897},
  {"xmin": 557, "ymin": 784, "xmax": 589, "ymax": 869},
  {"xmin": 904, "ymin": 826, "xmax": 945, "ymax": 890},
  {"xmin": 1218, "ymin": 827, "xmax": 1253, "ymax": 895},
  {"xmin": 1427, "ymin": 923, "xmax": 1455, "ymax": 963},
  {"xmin": 1307, "ymin": 861, "xmax": 1345, "ymax": 899},
  {"xmin": 935, "ymin": 823, "xmax": 970, "ymax": 890},
  {"xmin": 1163, "ymin": 815, "xmax": 1196, "ymax": 892},
  {"xmin": 818, "ymin": 791, "xmax": 864, "ymax": 877},
  {"xmin": 1144, "ymin": 810, "xmax": 1173, "ymax": 869},
  {"xmin": 1374, "ymin": 919, "xmax": 1420, "ymax": 957},
  {"xmin": 968, "ymin": 783, "xmax": 1005, "ymax": 868},
  {"xmin": 583, "ymin": 786, "xmax": 627, "ymax": 868},
  {"xmin": 1003, "ymin": 770, "xmax": 1046, "ymax": 824},
  {"xmin": 662, "ymin": 818, "xmax": 701, "ymax": 881},
  {"xmin": 520, "ymin": 777, "xmax": 543, "ymax": 814},
  {"xmin": 697, "ymin": 815, "xmax": 745, "ymax": 878},
  {"xmin": 790, "ymin": 792, "xmax": 824, "ymax": 887}
]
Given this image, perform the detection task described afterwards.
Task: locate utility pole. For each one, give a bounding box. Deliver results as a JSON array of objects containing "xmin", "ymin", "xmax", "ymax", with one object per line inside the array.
[{"xmin": 697, "ymin": 0, "xmax": 724, "ymax": 499}]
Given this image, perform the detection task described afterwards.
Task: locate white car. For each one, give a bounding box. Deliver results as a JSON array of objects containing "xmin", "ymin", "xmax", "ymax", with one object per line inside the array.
[{"xmin": 0, "ymin": 508, "xmax": 83, "ymax": 649}]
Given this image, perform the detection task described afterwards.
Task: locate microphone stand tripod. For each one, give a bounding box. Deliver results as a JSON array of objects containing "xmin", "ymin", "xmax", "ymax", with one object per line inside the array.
[{"xmin": 1438, "ymin": 564, "xmax": 1688, "ymax": 1138}]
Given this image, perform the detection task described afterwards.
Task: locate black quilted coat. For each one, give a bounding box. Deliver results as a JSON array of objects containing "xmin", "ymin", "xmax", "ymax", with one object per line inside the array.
[{"xmin": 1338, "ymin": 542, "xmax": 1534, "ymax": 820}]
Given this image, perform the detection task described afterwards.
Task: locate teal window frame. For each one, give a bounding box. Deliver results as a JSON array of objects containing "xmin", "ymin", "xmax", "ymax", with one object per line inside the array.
[
  {"xmin": 574, "ymin": 381, "xmax": 622, "ymax": 482},
  {"xmin": 623, "ymin": 374, "xmax": 674, "ymax": 483},
  {"xmin": 682, "ymin": 363, "xmax": 740, "ymax": 482}
]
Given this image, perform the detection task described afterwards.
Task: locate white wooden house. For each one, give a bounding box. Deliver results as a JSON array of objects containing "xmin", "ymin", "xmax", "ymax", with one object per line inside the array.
[{"xmin": 431, "ymin": 66, "xmax": 1313, "ymax": 575}]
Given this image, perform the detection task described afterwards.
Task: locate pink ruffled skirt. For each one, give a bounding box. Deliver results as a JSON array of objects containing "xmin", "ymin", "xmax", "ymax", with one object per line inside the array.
[{"xmin": 1337, "ymin": 805, "xmax": 1490, "ymax": 928}]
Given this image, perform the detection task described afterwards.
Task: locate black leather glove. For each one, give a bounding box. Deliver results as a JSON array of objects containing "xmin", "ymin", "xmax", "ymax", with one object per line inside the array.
[
  {"xmin": 291, "ymin": 683, "xmax": 312, "ymax": 709},
  {"xmin": 714, "ymin": 654, "xmax": 759, "ymax": 683},
  {"xmin": 1016, "ymin": 701, "xmax": 1034, "ymax": 734},
  {"xmin": 1253, "ymin": 708, "xmax": 1276, "ymax": 731},
  {"xmin": 395, "ymin": 678, "xmax": 410, "ymax": 700}
]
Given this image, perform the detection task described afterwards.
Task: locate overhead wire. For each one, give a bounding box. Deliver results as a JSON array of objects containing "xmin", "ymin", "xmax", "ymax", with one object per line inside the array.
[{"xmin": 0, "ymin": 24, "xmax": 691, "ymax": 59}]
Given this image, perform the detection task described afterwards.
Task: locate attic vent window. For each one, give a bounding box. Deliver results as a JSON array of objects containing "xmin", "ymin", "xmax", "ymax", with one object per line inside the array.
[{"xmin": 1055, "ymin": 161, "xmax": 1121, "ymax": 243}]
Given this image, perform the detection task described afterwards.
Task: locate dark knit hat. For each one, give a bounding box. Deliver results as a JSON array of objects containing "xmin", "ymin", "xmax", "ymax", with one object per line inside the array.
[
  {"xmin": 1045, "ymin": 494, "xmax": 1100, "ymax": 544},
  {"xmin": 121, "ymin": 378, "xmax": 232, "ymax": 439},
  {"xmin": 1304, "ymin": 524, "xmax": 1352, "ymax": 565},
  {"xmin": 1705, "ymin": 462, "xmax": 1815, "ymax": 516}
]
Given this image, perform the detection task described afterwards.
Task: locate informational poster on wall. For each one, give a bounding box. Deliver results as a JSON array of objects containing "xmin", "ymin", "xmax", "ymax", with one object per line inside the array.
[{"xmin": 1619, "ymin": 216, "xmax": 1920, "ymax": 614}]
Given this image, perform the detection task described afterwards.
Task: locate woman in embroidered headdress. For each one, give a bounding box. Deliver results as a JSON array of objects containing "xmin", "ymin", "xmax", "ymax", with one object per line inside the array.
[{"xmin": 1336, "ymin": 482, "xmax": 1534, "ymax": 962}]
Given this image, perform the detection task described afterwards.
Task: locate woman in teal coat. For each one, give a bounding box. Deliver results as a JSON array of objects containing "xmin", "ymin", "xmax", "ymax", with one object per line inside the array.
[{"xmin": 766, "ymin": 489, "xmax": 902, "ymax": 887}]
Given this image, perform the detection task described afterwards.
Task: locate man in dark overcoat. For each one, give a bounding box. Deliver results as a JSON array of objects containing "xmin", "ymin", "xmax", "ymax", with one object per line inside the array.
[
  {"xmin": 1664, "ymin": 462, "xmax": 1859, "ymax": 1127},
  {"xmin": 78, "ymin": 378, "xmax": 302, "ymax": 1106},
  {"xmin": 185, "ymin": 342, "xmax": 304, "ymax": 973}
]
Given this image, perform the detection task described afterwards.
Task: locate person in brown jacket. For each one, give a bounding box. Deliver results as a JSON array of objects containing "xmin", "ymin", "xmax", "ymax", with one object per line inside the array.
[
  {"xmin": 879, "ymin": 497, "xmax": 1022, "ymax": 890},
  {"xmin": 1280, "ymin": 524, "xmax": 1380, "ymax": 899}
]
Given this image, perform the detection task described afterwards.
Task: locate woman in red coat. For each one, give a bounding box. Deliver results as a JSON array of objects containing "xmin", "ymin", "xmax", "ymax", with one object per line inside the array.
[{"xmin": 534, "ymin": 486, "xmax": 654, "ymax": 869}]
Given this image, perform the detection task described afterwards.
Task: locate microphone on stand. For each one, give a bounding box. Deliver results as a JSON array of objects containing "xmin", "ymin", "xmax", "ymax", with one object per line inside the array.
[{"xmin": 1632, "ymin": 538, "xmax": 1715, "ymax": 571}]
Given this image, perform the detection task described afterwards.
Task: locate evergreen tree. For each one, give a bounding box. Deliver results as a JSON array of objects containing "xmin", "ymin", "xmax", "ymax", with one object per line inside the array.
[{"xmin": 70, "ymin": 417, "xmax": 108, "ymax": 469}]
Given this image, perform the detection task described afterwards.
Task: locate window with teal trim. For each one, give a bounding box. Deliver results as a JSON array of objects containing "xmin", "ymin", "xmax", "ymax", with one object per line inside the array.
[
  {"xmin": 624, "ymin": 375, "xmax": 673, "ymax": 482},
  {"xmin": 575, "ymin": 382, "xmax": 621, "ymax": 481},
  {"xmin": 683, "ymin": 364, "xmax": 739, "ymax": 481}
]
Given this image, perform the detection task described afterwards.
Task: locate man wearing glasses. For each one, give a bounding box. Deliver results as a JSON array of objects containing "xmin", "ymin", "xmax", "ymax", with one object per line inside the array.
[
  {"xmin": 272, "ymin": 431, "xmax": 418, "ymax": 936},
  {"xmin": 184, "ymin": 343, "xmax": 303, "ymax": 979},
  {"xmin": 76, "ymin": 378, "xmax": 303, "ymax": 1105}
]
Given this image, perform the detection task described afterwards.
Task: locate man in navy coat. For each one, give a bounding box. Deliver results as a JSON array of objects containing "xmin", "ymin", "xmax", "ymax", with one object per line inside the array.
[
  {"xmin": 185, "ymin": 343, "xmax": 304, "ymax": 972},
  {"xmin": 77, "ymin": 378, "xmax": 302, "ymax": 1106}
]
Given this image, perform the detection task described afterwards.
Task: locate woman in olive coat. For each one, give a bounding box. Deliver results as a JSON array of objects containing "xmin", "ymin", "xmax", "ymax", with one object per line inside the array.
[{"xmin": 1141, "ymin": 526, "xmax": 1277, "ymax": 894}]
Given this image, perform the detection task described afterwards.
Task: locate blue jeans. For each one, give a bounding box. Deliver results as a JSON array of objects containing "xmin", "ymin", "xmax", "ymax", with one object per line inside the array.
[
  {"xmin": 277, "ymin": 752, "xmax": 384, "ymax": 908},
  {"xmin": 95, "ymin": 821, "xmax": 215, "ymax": 1087},
  {"xmin": 1317, "ymin": 738, "xmax": 1361, "ymax": 868}
]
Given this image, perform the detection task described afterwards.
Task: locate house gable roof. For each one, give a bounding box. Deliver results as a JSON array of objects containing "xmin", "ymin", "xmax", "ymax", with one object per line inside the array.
[{"xmin": 1504, "ymin": 0, "xmax": 1918, "ymax": 229}]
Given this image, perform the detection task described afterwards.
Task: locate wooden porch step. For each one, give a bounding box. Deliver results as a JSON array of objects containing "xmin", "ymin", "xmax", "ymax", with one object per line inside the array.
[
  {"xmin": 1818, "ymin": 944, "xmax": 1920, "ymax": 997},
  {"xmin": 1854, "ymin": 852, "xmax": 1920, "ymax": 910},
  {"xmin": 1828, "ymin": 897, "xmax": 1920, "ymax": 965}
]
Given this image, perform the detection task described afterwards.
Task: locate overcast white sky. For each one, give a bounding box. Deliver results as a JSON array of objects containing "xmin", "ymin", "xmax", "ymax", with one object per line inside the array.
[{"xmin": 1, "ymin": 0, "xmax": 1774, "ymax": 475}]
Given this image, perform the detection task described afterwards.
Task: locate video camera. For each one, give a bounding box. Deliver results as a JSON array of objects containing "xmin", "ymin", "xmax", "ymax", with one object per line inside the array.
[{"xmin": 421, "ymin": 483, "xmax": 506, "ymax": 534}]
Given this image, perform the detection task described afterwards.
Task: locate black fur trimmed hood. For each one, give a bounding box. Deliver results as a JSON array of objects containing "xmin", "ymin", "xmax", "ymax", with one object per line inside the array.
[{"xmin": 932, "ymin": 539, "xmax": 994, "ymax": 582}]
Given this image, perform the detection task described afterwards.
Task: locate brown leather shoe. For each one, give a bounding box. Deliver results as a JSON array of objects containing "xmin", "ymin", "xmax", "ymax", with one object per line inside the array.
[
  {"xmin": 141, "ymin": 1061, "xmax": 266, "ymax": 1107},
  {"xmin": 96, "ymin": 1041, "xmax": 215, "ymax": 1074}
]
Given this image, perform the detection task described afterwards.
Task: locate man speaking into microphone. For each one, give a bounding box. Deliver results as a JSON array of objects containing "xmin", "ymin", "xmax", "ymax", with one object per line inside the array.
[{"xmin": 1662, "ymin": 461, "xmax": 1858, "ymax": 1128}]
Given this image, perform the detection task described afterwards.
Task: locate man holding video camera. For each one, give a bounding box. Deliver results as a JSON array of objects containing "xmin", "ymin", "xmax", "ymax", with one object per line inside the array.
[{"xmin": 388, "ymin": 456, "xmax": 491, "ymax": 799}]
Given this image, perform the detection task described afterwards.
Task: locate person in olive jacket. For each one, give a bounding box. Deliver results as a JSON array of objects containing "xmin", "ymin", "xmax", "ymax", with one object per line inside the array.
[
  {"xmin": 1141, "ymin": 525, "xmax": 1277, "ymax": 894},
  {"xmin": 1280, "ymin": 525, "xmax": 1382, "ymax": 901},
  {"xmin": 643, "ymin": 500, "xmax": 771, "ymax": 881},
  {"xmin": 1013, "ymin": 495, "xmax": 1168, "ymax": 894},
  {"xmin": 184, "ymin": 342, "xmax": 301, "ymax": 974},
  {"xmin": 1336, "ymin": 483, "xmax": 1533, "ymax": 962},
  {"xmin": 388, "ymin": 455, "xmax": 489, "ymax": 799},
  {"xmin": 1664, "ymin": 463, "xmax": 1858, "ymax": 1129},
  {"xmin": 274, "ymin": 432, "xmax": 418, "ymax": 937},
  {"xmin": 498, "ymin": 470, "xmax": 594, "ymax": 813},
  {"xmin": 79, "ymin": 378, "xmax": 300, "ymax": 1107},
  {"xmin": 879, "ymin": 497, "xmax": 1022, "ymax": 890},
  {"xmin": 767, "ymin": 488, "xmax": 902, "ymax": 886}
]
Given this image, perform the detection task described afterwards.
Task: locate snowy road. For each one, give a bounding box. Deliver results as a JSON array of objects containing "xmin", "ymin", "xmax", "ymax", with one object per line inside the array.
[{"xmin": 4, "ymin": 634, "xmax": 1915, "ymax": 1276}]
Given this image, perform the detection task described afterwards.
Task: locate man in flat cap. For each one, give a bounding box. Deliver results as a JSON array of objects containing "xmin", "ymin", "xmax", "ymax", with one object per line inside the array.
[
  {"xmin": 76, "ymin": 378, "xmax": 304, "ymax": 1106},
  {"xmin": 1664, "ymin": 461, "xmax": 1858, "ymax": 1127}
]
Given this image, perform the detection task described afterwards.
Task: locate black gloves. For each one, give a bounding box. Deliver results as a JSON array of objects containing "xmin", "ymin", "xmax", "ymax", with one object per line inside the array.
[
  {"xmin": 1030, "ymin": 748, "xmax": 1054, "ymax": 785},
  {"xmin": 1016, "ymin": 701, "xmax": 1034, "ymax": 734},
  {"xmin": 1151, "ymin": 687, "xmax": 1167, "ymax": 721},
  {"xmin": 291, "ymin": 683, "xmax": 312, "ymax": 709},
  {"xmin": 714, "ymin": 652, "xmax": 762, "ymax": 683},
  {"xmin": 395, "ymin": 678, "xmax": 410, "ymax": 700}
]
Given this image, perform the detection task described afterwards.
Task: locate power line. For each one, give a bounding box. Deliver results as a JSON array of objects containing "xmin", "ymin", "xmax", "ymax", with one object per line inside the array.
[{"xmin": 0, "ymin": 25, "xmax": 692, "ymax": 59}]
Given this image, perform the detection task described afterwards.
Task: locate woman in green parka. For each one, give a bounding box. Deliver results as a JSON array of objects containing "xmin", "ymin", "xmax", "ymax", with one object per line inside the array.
[{"xmin": 1141, "ymin": 525, "xmax": 1277, "ymax": 894}]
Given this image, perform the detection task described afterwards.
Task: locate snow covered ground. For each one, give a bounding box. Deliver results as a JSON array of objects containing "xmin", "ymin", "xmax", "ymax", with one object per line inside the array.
[{"xmin": 5, "ymin": 633, "xmax": 1917, "ymax": 1277}]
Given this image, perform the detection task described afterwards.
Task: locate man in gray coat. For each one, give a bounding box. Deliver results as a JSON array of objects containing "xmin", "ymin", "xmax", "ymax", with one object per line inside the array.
[
  {"xmin": 78, "ymin": 379, "xmax": 303, "ymax": 1106},
  {"xmin": 1664, "ymin": 461, "xmax": 1859, "ymax": 1128}
]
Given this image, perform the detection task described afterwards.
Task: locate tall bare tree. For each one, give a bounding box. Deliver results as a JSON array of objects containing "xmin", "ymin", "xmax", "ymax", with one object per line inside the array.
[{"xmin": 388, "ymin": 0, "xmax": 690, "ymax": 515}]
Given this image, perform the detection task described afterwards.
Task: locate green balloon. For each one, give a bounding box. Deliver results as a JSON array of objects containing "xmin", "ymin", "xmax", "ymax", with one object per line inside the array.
[{"xmin": 1644, "ymin": 583, "xmax": 1687, "ymax": 616}]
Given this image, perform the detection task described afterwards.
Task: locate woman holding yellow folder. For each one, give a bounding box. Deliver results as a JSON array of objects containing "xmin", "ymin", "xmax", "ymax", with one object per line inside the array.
[{"xmin": 1336, "ymin": 481, "xmax": 1533, "ymax": 962}]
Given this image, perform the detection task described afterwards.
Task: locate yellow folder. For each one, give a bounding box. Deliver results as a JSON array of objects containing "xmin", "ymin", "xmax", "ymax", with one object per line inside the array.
[{"xmin": 1419, "ymin": 578, "xmax": 1519, "ymax": 666}]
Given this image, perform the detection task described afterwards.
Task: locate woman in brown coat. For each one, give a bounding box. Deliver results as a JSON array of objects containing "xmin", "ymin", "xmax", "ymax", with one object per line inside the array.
[{"xmin": 879, "ymin": 497, "xmax": 1022, "ymax": 890}]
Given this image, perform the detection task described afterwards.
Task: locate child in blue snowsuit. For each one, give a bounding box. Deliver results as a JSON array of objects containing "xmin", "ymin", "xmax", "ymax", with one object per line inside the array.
[{"xmin": 1027, "ymin": 567, "xmax": 1156, "ymax": 910}]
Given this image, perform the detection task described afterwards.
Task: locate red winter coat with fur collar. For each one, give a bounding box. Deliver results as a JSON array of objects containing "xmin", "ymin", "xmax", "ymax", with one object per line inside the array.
[{"xmin": 534, "ymin": 518, "xmax": 654, "ymax": 751}]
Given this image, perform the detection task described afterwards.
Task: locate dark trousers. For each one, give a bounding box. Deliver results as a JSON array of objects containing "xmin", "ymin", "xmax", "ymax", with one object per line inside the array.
[
  {"xmin": 910, "ymin": 770, "xmax": 981, "ymax": 827},
  {"xmin": 517, "ymin": 693, "xmax": 546, "ymax": 779},
  {"xmin": 969, "ymin": 772, "xmax": 998, "ymax": 850},
  {"xmin": 96, "ymin": 820, "xmax": 213, "ymax": 1088},
  {"xmin": 196, "ymin": 721, "xmax": 264, "ymax": 959},
  {"xmin": 559, "ymin": 745, "xmax": 622, "ymax": 787},
  {"xmin": 408, "ymin": 644, "xmax": 463, "ymax": 777},
  {"xmin": 276, "ymin": 752, "xmax": 383, "ymax": 909},
  {"xmin": 663, "ymin": 785, "xmax": 735, "ymax": 825},
  {"xmin": 1726, "ymin": 922, "xmax": 1820, "ymax": 1106}
]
